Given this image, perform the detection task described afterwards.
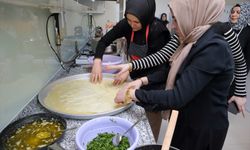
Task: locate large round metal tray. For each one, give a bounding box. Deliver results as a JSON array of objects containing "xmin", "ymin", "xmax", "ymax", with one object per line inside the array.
[{"xmin": 38, "ymin": 73, "xmax": 133, "ymax": 119}]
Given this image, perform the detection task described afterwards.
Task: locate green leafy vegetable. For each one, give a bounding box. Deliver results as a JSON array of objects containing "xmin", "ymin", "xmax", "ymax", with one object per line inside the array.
[{"xmin": 87, "ymin": 132, "xmax": 130, "ymax": 150}]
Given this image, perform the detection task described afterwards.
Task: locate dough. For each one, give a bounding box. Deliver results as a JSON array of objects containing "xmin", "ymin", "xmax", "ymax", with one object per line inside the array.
[{"xmin": 44, "ymin": 79, "xmax": 125, "ymax": 115}]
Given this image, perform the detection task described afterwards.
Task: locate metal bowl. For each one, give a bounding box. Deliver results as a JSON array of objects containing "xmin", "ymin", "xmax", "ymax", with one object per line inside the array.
[
  {"xmin": 0, "ymin": 113, "xmax": 66, "ymax": 150},
  {"xmin": 38, "ymin": 73, "xmax": 133, "ymax": 119}
]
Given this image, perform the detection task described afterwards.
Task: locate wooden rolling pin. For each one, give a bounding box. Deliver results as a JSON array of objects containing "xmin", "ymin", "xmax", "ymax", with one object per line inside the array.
[{"xmin": 161, "ymin": 110, "xmax": 179, "ymax": 150}]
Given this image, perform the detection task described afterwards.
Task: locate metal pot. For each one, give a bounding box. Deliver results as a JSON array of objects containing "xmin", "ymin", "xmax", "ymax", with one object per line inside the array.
[
  {"xmin": 136, "ymin": 144, "xmax": 179, "ymax": 150},
  {"xmin": 0, "ymin": 113, "xmax": 66, "ymax": 150},
  {"xmin": 135, "ymin": 144, "xmax": 162, "ymax": 150}
]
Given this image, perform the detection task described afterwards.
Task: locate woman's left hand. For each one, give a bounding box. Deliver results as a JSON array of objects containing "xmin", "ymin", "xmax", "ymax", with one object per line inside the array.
[
  {"xmin": 105, "ymin": 63, "xmax": 132, "ymax": 75},
  {"xmin": 113, "ymin": 71, "xmax": 129, "ymax": 85},
  {"xmin": 228, "ymin": 96, "xmax": 246, "ymax": 117}
]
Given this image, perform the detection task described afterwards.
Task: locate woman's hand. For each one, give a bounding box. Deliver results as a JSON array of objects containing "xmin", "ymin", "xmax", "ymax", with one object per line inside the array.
[
  {"xmin": 228, "ymin": 96, "xmax": 246, "ymax": 117},
  {"xmin": 114, "ymin": 79, "xmax": 143, "ymax": 104},
  {"xmin": 90, "ymin": 58, "xmax": 102, "ymax": 83},
  {"xmin": 106, "ymin": 63, "xmax": 132, "ymax": 75},
  {"xmin": 113, "ymin": 71, "xmax": 129, "ymax": 85}
]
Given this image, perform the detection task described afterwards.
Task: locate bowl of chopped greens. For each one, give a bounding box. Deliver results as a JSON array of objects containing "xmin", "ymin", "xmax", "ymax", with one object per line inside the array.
[{"xmin": 76, "ymin": 116, "xmax": 139, "ymax": 150}]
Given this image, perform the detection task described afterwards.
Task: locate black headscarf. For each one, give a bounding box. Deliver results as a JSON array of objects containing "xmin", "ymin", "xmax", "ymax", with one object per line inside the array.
[{"xmin": 125, "ymin": 0, "xmax": 156, "ymax": 28}]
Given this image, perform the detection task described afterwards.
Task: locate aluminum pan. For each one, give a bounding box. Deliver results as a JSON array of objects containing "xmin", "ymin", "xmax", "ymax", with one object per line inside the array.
[{"xmin": 38, "ymin": 73, "xmax": 133, "ymax": 119}]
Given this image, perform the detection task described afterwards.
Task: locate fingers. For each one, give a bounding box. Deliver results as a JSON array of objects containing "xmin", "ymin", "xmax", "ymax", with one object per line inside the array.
[
  {"xmin": 113, "ymin": 78, "xmax": 122, "ymax": 85},
  {"xmin": 228, "ymin": 96, "xmax": 234, "ymax": 103},
  {"xmin": 241, "ymin": 107, "xmax": 245, "ymax": 118},
  {"xmin": 90, "ymin": 73, "xmax": 102, "ymax": 83},
  {"xmin": 113, "ymin": 76, "xmax": 126, "ymax": 85},
  {"xmin": 106, "ymin": 64, "xmax": 130, "ymax": 75},
  {"xmin": 113, "ymin": 71, "xmax": 129, "ymax": 85},
  {"xmin": 105, "ymin": 65, "xmax": 121, "ymax": 70},
  {"xmin": 238, "ymin": 105, "xmax": 245, "ymax": 117},
  {"xmin": 116, "ymin": 70, "xmax": 126, "ymax": 77},
  {"xmin": 90, "ymin": 59, "xmax": 102, "ymax": 83},
  {"xmin": 114, "ymin": 88, "xmax": 127, "ymax": 103}
]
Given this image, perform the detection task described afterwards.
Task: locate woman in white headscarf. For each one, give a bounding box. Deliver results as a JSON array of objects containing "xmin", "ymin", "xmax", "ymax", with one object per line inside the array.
[{"xmin": 114, "ymin": 0, "xmax": 233, "ymax": 149}]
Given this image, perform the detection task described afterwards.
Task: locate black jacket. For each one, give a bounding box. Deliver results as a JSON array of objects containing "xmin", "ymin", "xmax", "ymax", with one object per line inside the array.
[{"xmin": 135, "ymin": 27, "xmax": 234, "ymax": 149}]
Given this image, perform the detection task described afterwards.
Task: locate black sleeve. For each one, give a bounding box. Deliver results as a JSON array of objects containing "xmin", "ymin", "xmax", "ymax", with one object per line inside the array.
[
  {"xmin": 94, "ymin": 19, "xmax": 131, "ymax": 59},
  {"xmin": 135, "ymin": 41, "xmax": 230, "ymax": 110},
  {"xmin": 211, "ymin": 22, "xmax": 231, "ymax": 36}
]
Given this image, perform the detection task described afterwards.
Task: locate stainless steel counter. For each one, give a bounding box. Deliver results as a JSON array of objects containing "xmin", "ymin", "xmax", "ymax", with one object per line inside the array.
[{"xmin": 14, "ymin": 66, "xmax": 155, "ymax": 149}]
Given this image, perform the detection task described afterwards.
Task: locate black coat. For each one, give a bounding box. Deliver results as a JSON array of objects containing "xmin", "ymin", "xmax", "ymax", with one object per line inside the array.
[{"xmin": 135, "ymin": 27, "xmax": 234, "ymax": 149}]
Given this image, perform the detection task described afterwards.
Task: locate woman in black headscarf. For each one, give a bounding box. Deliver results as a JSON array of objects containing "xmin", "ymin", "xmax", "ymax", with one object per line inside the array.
[
  {"xmin": 160, "ymin": 13, "xmax": 169, "ymax": 28},
  {"xmin": 90, "ymin": 0, "xmax": 171, "ymax": 141}
]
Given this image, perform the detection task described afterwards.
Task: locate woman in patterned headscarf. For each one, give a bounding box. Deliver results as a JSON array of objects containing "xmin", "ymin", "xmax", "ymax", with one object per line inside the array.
[
  {"xmin": 227, "ymin": 3, "xmax": 250, "ymax": 113},
  {"xmin": 229, "ymin": 3, "xmax": 250, "ymax": 73},
  {"xmin": 114, "ymin": 0, "xmax": 233, "ymax": 149}
]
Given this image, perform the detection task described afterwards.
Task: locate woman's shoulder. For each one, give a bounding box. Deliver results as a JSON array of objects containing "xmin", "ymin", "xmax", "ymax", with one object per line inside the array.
[
  {"xmin": 244, "ymin": 23, "xmax": 250, "ymax": 30},
  {"xmin": 191, "ymin": 28, "xmax": 233, "ymax": 73},
  {"xmin": 111, "ymin": 19, "xmax": 132, "ymax": 35},
  {"xmin": 211, "ymin": 22, "xmax": 231, "ymax": 35},
  {"xmin": 115, "ymin": 19, "xmax": 131, "ymax": 28},
  {"xmin": 241, "ymin": 24, "xmax": 250, "ymax": 38},
  {"xmin": 197, "ymin": 27, "xmax": 228, "ymax": 50}
]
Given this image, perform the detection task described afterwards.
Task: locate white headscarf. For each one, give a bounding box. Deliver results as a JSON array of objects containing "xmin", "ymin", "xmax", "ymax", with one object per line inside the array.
[{"xmin": 166, "ymin": 0, "xmax": 225, "ymax": 89}]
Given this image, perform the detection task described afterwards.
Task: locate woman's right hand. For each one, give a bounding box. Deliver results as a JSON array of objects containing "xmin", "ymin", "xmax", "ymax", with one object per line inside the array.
[
  {"xmin": 106, "ymin": 63, "xmax": 132, "ymax": 75},
  {"xmin": 90, "ymin": 58, "xmax": 102, "ymax": 83},
  {"xmin": 115, "ymin": 79, "xmax": 142, "ymax": 104},
  {"xmin": 228, "ymin": 96, "xmax": 246, "ymax": 117}
]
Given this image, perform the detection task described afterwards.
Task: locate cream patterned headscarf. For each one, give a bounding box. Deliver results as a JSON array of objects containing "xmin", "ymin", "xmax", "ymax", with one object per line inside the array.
[
  {"xmin": 230, "ymin": 2, "xmax": 250, "ymax": 31},
  {"xmin": 166, "ymin": 0, "xmax": 225, "ymax": 89}
]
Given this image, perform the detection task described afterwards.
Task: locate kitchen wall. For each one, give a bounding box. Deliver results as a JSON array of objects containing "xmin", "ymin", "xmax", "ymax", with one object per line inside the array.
[
  {"xmin": 92, "ymin": 1, "xmax": 119, "ymax": 33},
  {"xmin": 155, "ymin": 0, "xmax": 249, "ymax": 24},
  {"xmin": 0, "ymin": 0, "xmax": 90, "ymax": 131}
]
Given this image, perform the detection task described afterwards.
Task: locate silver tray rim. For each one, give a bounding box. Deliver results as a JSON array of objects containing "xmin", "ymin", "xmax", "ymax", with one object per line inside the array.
[{"xmin": 38, "ymin": 73, "xmax": 133, "ymax": 119}]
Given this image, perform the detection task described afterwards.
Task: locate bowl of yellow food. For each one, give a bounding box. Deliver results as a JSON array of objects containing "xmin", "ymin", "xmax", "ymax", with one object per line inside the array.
[
  {"xmin": 76, "ymin": 116, "xmax": 139, "ymax": 150},
  {"xmin": 0, "ymin": 113, "xmax": 66, "ymax": 150}
]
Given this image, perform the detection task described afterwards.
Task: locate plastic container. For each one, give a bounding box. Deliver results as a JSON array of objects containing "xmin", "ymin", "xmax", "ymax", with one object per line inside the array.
[
  {"xmin": 76, "ymin": 116, "xmax": 139, "ymax": 150},
  {"xmin": 88, "ymin": 55, "xmax": 123, "ymax": 74}
]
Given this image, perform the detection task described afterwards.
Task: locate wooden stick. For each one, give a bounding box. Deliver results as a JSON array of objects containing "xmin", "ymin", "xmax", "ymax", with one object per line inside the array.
[{"xmin": 161, "ymin": 110, "xmax": 179, "ymax": 150}]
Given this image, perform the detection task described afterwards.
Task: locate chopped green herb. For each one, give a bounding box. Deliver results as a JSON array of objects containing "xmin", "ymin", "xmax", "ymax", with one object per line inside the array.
[{"xmin": 87, "ymin": 132, "xmax": 130, "ymax": 150}]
